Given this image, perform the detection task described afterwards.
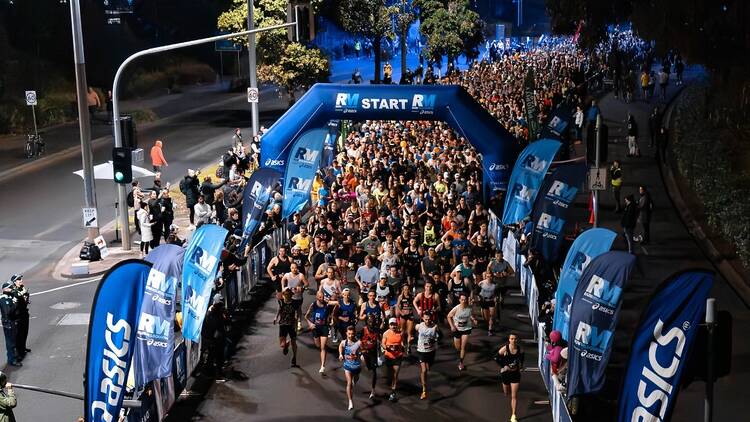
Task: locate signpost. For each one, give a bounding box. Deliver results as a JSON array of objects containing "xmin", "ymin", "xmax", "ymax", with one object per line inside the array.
[
  {"xmin": 588, "ymin": 167, "xmax": 607, "ymax": 191},
  {"xmin": 247, "ymin": 87, "xmax": 259, "ymax": 103},
  {"xmin": 25, "ymin": 90, "xmax": 39, "ymax": 137},
  {"xmin": 215, "ymin": 38, "xmax": 242, "ymax": 82},
  {"xmin": 82, "ymin": 207, "xmax": 98, "ymax": 228}
]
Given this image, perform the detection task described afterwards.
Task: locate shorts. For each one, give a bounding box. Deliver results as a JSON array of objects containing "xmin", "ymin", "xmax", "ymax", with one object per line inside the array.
[
  {"xmin": 405, "ymin": 266, "xmax": 420, "ymax": 279},
  {"xmin": 363, "ymin": 350, "xmax": 378, "ymax": 370},
  {"xmin": 418, "ymin": 350, "xmax": 436, "ymax": 366},
  {"xmin": 501, "ymin": 370, "xmax": 521, "ymax": 385},
  {"xmin": 480, "ymin": 297, "xmax": 495, "ymax": 309},
  {"xmin": 452, "ymin": 329, "xmax": 472, "ymax": 339},
  {"xmin": 312, "ymin": 326, "xmax": 329, "ymax": 338},
  {"xmin": 279, "ymin": 324, "xmax": 297, "ymax": 339},
  {"xmin": 291, "ymin": 298, "xmax": 303, "ymax": 310},
  {"xmin": 344, "ymin": 366, "xmax": 361, "ymax": 376},
  {"xmin": 385, "ymin": 356, "xmax": 403, "ymax": 367},
  {"xmin": 273, "ymin": 278, "xmax": 283, "ymax": 292},
  {"xmin": 399, "ymin": 313, "xmax": 414, "ymax": 322}
]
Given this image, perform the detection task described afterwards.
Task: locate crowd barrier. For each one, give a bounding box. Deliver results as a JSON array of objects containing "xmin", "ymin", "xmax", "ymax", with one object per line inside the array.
[
  {"xmin": 501, "ymin": 231, "xmax": 572, "ymax": 422},
  {"xmin": 128, "ymin": 225, "xmax": 287, "ymax": 421}
]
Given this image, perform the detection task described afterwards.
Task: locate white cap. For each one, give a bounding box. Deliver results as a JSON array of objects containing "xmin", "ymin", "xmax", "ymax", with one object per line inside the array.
[{"xmin": 388, "ymin": 317, "xmax": 398, "ymax": 325}]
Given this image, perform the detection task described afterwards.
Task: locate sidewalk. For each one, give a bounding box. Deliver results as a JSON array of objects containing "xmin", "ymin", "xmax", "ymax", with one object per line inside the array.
[{"xmin": 582, "ymin": 70, "xmax": 750, "ymax": 420}]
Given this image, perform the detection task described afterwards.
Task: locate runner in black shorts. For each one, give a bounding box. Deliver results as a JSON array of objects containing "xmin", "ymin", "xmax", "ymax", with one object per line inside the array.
[
  {"xmin": 415, "ymin": 312, "xmax": 439, "ymax": 400},
  {"xmin": 360, "ymin": 314, "xmax": 381, "ymax": 399},
  {"xmin": 275, "ymin": 289, "xmax": 300, "ymax": 367},
  {"xmin": 497, "ymin": 333, "xmax": 524, "ymax": 422},
  {"xmin": 305, "ymin": 291, "xmax": 332, "ymax": 374}
]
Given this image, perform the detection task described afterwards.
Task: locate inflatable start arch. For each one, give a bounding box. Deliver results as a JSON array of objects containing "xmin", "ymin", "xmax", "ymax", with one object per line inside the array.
[{"xmin": 260, "ymin": 83, "xmax": 519, "ymax": 196}]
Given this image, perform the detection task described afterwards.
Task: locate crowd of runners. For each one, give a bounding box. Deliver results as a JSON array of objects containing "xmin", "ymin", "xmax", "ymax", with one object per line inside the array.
[
  {"xmin": 123, "ymin": 30, "xmax": 654, "ymax": 420},
  {"xmin": 255, "ymin": 35, "xmax": 635, "ymax": 418}
]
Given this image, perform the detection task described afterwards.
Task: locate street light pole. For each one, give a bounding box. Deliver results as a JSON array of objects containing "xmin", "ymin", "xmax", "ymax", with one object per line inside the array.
[
  {"xmin": 111, "ymin": 23, "xmax": 296, "ymax": 248},
  {"xmin": 247, "ymin": 0, "xmax": 260, "ymax": 137},
  {"xmin": 69, "ymin": 0, "xmax": 99, "ymax": 241}
]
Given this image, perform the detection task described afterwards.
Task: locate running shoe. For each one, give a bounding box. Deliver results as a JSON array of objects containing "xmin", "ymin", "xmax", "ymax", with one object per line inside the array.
[
  {"xmin": 319, "ymin": 365, "xmax": 325, "ymax": 374},
  {"xmin": 297, "ymin": 321, "xmax": 302, "ymax": 332},
  {"xmin": 388, "ymin": 392, "xmax": 398, "ymax": 402},
  {"xmin": 420, "ymin": 391, "xmax": 428, "ymax": 400},
  {"xmin": 369, "ymin": 391, "xmax": 375, "ymax": 399},
  {"xmin": 291, "ymin": 357, "xmax": 298, "ymax": 367},
  {"xmin": 510, "ymin": 415, "xmax": 517, "ymax": 422},
  {"xmin": 348, "ymin": 400, "xmax": 354, "ymax": 411},
  {"xmin": 458, "ymin": 362, "xmax": 465, "ymax": 371},
  {"xmin": 488, "ymin": 330, "xmax": 493, "ymax": 337}
]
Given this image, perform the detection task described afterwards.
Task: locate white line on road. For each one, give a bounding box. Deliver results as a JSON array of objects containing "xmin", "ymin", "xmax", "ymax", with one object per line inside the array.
[{"xmin": 30, "ymin": 277, "xmax": 101, "ymax": 296}]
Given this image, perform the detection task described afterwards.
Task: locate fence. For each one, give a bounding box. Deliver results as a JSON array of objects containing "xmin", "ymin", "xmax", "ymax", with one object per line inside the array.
[
  {"xmin": 501, "ymin": 230, "xmax": 573, "ymax": 422},
  {"xmin": 128, "ymin": 225, "xmax": 287, "ymax": 421}
]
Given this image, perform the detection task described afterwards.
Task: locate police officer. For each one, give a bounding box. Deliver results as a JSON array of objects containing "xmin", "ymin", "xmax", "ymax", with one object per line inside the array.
[
  {"xmin": 0, "ymin": 284, "xmax": 20, "ymax": 367},
  {"xmin": 10, "ymin": 275, "xmax": 30, "ymax": 361},
  {"xmin": 0, "ymin": 371, "xmax": 16, "ymax": 420}
]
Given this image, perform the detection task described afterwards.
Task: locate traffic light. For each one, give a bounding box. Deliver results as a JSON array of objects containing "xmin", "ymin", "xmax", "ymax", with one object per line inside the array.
[
  {"xmin": 287, "ymin": 2, "xmax": 314, "ymax": 43},
  {"xmin": 112, "ymin": 147, "xmax": 132, "ymax": 184}
]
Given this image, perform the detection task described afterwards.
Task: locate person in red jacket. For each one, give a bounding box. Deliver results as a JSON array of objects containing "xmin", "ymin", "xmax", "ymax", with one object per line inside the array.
[{"xmin": 150, "ymin": 139, "xmax": 168, "ymax": 172}]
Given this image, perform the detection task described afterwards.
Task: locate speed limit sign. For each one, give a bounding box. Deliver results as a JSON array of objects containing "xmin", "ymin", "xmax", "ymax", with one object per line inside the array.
[
  {"xmin": 247, "ymin": 87, "xmax": 259, "ymax": 103},
  {"xmin": 25, "ymin": 90, "xmax": 37, "ymax": 106}
]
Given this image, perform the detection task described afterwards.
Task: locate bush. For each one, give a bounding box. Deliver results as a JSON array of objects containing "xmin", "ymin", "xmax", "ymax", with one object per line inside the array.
[
  {"xmin": 671, "ymin": 85, "xmax": 750, "ymax": 268},
  {"xmin": 129, "ymin": 108, "xmax": 158, "ymax": 124}
]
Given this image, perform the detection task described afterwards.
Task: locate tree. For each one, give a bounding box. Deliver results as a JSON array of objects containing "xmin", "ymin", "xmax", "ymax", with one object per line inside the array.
[
  {"xmin": 257, "ymin": 42, "xmax": 330, "ymax": 105},
  {"xmin": 335, "ymin": 0, "xmax": 397, "ymax": 83},
  {"xmin": 394, "ymin": 0, "xmax": 417, "ymax": 77},
  {"xmin": 217, "ymin": 0, "xmax": 330, "ymax": 101},
  {"xmin": 419, "ymin": 0, "xmax": 484, "ymax": 68}
]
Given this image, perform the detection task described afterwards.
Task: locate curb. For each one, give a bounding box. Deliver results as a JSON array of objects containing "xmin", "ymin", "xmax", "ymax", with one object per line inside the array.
[{"xmin": 659, "ymin": 87, "xmax": 750, "ymax": 306}]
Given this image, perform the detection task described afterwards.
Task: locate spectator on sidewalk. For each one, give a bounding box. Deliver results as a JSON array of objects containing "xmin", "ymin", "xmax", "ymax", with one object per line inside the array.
[
  {"xmin": 180, "ymin": 169, "xmax": 201, "ymax": 227},
  {"xmin": 200, "ymin": 176, "xmax": 227, "ymax": 208},
  {"xmin": 137, "ymin": 202, "xmax": 153, "ymax": 257},
  {"xmin": 147, "ymin": 190, "xmax": 163, "ymax": 249},
  {"xmin": 610, "ymin": 160, "xmax": 623, "ymax": 213},
  {"xmin": 638, "ymin": 186, "xmax": 654, "ymax": 245},
  {"xmin": 573, "ymin": 105, "xmax": 584, "ymax": 141},
  {"xmin": 621, "ymin": 194, "xmax": 639, "ymax": 254},
  {"xmin": 658, "ymin": 68, "xmax": 669, "ymax": 101},
  {"xmin": 0, "ymin": 283, "xmax": 21, "ymax": 367},
  {"xmin": 648, "ymin": 107, "xmax": 661, "ymax": 148},
  {"xmin": 150, "ymin": 139, "xmax": 168, "ymax": 172},
  {"xmin": 0, "ymin": 372, "xmax": 17, "ymax": 420},
  {"xmin": 106, "ymin": 90, "xmax": 113, "ymax": 124},
  {"xmin": 159, "ymin": 189, "xmax": 174, "ymax": 241},
  {"xmin": 86, "ymin": 86, "xmax": 101, "ymax": 122},
  {"xmin": 640, "ymin": 70, "xmax": 650, "ymax": 101},
  {"xmin": 194, "ymin": 195, "xmax": 213, "ymax": 225},
  {"xmin": 626, "ymin": 112, "xmax": 640, "ymax": 157},
  {"xmin": 656, "ymin": 126, "xmax": 670, "ymax": 162},
  {"xmin": 586, "ymin": 100, "xmax": 600, "ymax": 128}
]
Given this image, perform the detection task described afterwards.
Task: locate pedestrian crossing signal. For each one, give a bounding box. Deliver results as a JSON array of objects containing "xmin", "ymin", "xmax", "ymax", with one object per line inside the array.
[{"xmin": 113, "ymin": 147, "xmax": 132, "ymax": 184}]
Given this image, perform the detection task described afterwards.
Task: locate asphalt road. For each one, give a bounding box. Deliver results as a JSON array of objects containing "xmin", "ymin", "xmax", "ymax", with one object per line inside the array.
[
  {"xmin": 0, "ymin": 86, "xmax": 289, "ymax": 421},
  {"xmin": 165, "ymin": 284, "xmax": 553, "ymax": 422}
]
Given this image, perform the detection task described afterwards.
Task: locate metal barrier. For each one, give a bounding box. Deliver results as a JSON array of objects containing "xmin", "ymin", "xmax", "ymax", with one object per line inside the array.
[{"xmin": 502, "ymin": 232, "xmax": 571, "ymax": 421}]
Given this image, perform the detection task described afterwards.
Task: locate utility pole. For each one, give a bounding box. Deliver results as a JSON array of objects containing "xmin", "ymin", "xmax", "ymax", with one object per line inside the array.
[
  {"xmin": 593, "ymin": 113, "xmax": 601, "ymax": 227},
  {"xmin": 247, "ymin": 0, "xmax": 260, "ymax": 137},
  {"xmin": 69, "ymin": 0, "xmax": 99, "ymax": 241}
]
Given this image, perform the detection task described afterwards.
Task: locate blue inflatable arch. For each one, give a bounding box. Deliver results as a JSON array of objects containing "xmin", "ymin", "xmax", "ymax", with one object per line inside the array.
[{"xmin": 260, "ymin": 83, "xmax": 519, "ymax": 197}]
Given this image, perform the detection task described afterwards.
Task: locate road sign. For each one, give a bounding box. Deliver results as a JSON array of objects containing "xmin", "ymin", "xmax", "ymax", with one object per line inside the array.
[
  {"xmin": 25, "ymin": 91, "xmax": 37, "ymax": 106},
  {"xmin": 247, "ymin": 87, "xmax": 259, "ymax": 103},
  {"xmin": 93, "ymin": 235, "xmax": 110, "ymax": 258},
  {"xmin": 83, "ymin": 207, "xmax": 98, "ymax": 228},
  {"xmin": 589, "ymin": 167, "xmax": 607, "ymax": 191},
  {"xmin": 215, "ymin": 39, "xmax": 241, "ymax": 52}
]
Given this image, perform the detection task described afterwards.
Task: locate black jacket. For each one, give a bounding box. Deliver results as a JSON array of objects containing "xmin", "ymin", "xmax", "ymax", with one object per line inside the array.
[
  {"xmin": 180, "ymin": 175, "xmax": 200, "ymax": 207},
  {"xmin": 620, "ymin": 202, "xmax": 639, "ymax": 229}
]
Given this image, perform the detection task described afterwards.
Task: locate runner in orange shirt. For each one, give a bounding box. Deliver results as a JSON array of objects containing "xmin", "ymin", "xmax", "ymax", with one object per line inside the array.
[{"xmin": 381, "ymin": 317, "xmax": 404, "ymax": 402}]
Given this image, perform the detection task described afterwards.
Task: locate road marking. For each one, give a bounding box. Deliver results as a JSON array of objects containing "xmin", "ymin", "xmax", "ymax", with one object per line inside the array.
[
  {"xmin": 31, "ymin": 278, "xmax": 100, "ymax": 297},
  {"xmin": 34, "ymin": 219, "xmax": 74, "ymax": 239},
  {"xmin": 50, "ymin": 302, "xmax": 81, "ymax": 310},
  {"xmin": 56, "ymin": 313, "xmax": 89, "ymax": 325}
]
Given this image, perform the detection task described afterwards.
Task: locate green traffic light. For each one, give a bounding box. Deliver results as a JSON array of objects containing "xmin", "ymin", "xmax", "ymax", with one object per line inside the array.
[{"xmin": 115, "ymin": 171, "xmax": 124, "ymax": 182}]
